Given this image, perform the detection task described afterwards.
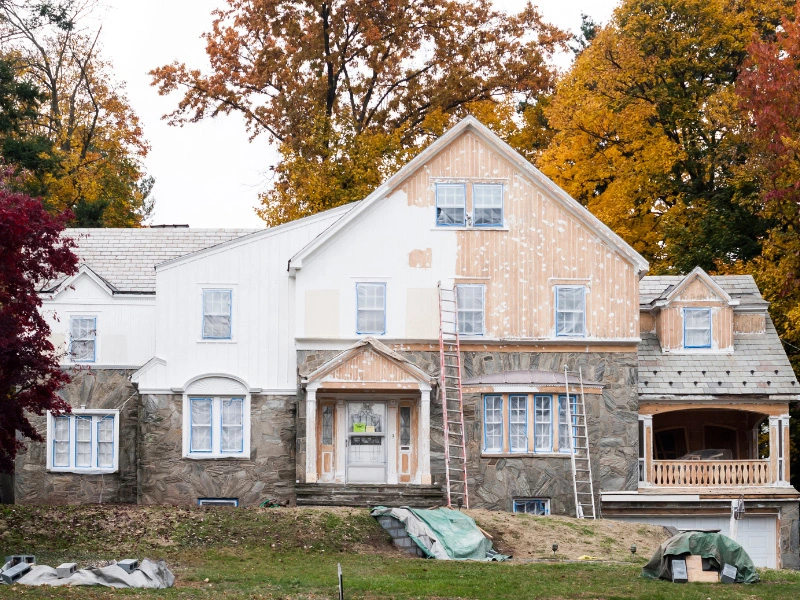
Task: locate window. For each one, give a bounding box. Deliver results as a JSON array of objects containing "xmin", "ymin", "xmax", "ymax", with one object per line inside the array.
[
  {"xmin": 202, "ymin": 289, "xmax": 232, "ymax": 339},
  {"xmin": 187, "ymin": 396, "xmax": 247, "ymax": 457},
  {"xmin": 684, "ymin": 308, "xmax": 711, "ymax": 348},
  {"xmin": 436, "ymin": 183, "xmax": 466, "ymax": 226},
  {"xmin": 69, "ymin": 316, "xmax": 96, "ymax": 362},
  {"xmin": 356, "ymin": 283, "xmax": 386, "ymax": 334},
  {"xmin": 509, "ymin": 395, "xmax": 527, "ymax": 452},
  {"xmin": 399, "ymin": 406, "xmax": 411, "ymax": 446},
  {"xmin": 322, "ymin": 405, "xmax": 334, "ymax": 446},
  {"xmin": 484, "ymin": 396, "xmax": 503, "ymax": 452},
  {"xmin": 558, "ymin": 395, "xmax": 577, "ymax": 453},
  {"xmin": 473, "ymin": 184, "xmax": 503, "ymax": 226},
  {"xmin": 47, "ymin": 411, "xmax": 119, "ymax": 473},
  {"xmin": 198, "ymin": 498, "xmax": 239, "ymax": 507},
  {"xmin": 513, "ymin": 498, "xmax": 550, "ymax": 515},
  {"xmin": 456, "ymin": 285, "xmax": 484, "ymax": 335},
  {"xmin": 484, "ymin": 394, "xmax": 577, "ymax": 455},
  {"xmin": 534, "ymin": 395, "xmax": 552, "ymax": 452},
  {"xmin": 555, "ymin": 286, "xmax": 586, "ymax": 337}
]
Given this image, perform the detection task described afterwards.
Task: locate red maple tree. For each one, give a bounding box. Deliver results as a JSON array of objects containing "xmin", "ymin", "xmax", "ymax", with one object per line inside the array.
[{"xmin": 0, "ymin": 184, "xmax": 78, "ymax": 472}]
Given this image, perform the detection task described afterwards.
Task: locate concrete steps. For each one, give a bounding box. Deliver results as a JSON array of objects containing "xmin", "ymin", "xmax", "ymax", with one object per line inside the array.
[{"xmin": 295, "ymin": 483, "xmax": 445, "ymax": 507}]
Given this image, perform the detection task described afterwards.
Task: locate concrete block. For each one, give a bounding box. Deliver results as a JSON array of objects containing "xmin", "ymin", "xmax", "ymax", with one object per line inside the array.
[
  {"xmin": 57, "ymin": 563, "xmax": 77, "ymax": 578},
  {"xmin": 117, "ymin": 559, "xmax": 139, "ymax": 573},
  {"xmin": 1, "ymin": 562, "xmax": 31, "ymax": 584}
]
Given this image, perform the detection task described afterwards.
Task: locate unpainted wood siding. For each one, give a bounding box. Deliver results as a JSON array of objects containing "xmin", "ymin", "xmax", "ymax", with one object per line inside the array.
[
  {"xmin": 400, "ymin": 131, "xmax": 640, "ymax": 339},
  {"xmin": 734, "ymin": 314, "xmax": 766, "ymax": 334}
]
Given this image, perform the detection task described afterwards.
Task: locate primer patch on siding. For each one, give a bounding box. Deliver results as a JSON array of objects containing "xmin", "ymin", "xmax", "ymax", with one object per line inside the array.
[
  {"xmin": 409, "ymin": 248, "xmax": 432, "ymax": 269},
  {"xmin": 406, "ymin": 288, "xmax": 438, "ymax": 339},
  {"xmin": 305, "ymin": 290, "xmax": 340, "ymax": 338}
]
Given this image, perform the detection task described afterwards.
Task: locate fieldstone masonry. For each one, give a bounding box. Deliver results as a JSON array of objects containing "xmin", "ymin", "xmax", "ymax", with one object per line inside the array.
[
  {"xmin": 137, "ymin": 394, "xmax": 297, "ymax": 506},
  {"xmin": 14, "ymin": 369, "xmax": 138, "ymax": 504}
]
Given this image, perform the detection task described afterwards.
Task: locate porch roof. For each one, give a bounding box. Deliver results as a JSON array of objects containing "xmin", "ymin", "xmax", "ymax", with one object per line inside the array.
[{"xmin": 462, "ymin": 370, "xmax": 603, "ymax": 387}]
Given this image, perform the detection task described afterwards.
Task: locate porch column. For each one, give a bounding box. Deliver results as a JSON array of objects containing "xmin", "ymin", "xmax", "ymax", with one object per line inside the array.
[
  {"xmin": 387, "ymin": 400, "xmax": 398, "ymax": 484},
  {"xmin": 782, "ymin": 415, "xmax": 791, "ymax": 484},
  {"xmin": 771, "ymin": 414, "xmax": 791, "ymax": 485},
  {"xmin": 640, "ymin": 415, "xmax": 653, "ymax": 486},
  {"xmin": 305, "ymin": 385, "xmax": 318, "ymax": 483},
  {"xmin": 334, "ymin": 399, "xmax": 346, "ymax": 482},
  {"xmin": 420, "ymin": 386, "xmax": 432, "ymax": 484}
]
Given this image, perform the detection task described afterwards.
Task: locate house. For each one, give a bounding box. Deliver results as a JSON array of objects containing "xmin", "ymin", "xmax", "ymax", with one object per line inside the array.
[{"xmin": 13, "ymin": 117, "xmax": 799, "ymax": 569}]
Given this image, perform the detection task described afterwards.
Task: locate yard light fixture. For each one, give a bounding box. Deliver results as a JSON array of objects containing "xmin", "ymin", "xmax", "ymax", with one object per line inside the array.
[
  {"xmin": 552, "ymin": 543, "xmax": 558, "ymax": 557},
  {"xmin": 630, "ymin": 545, "xmax": 637, "ymax": 556}
]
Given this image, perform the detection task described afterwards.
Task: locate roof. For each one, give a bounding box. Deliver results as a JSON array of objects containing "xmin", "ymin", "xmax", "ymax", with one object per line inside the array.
[
  {"xmin": 463, "ymin": 370, "xmax": 603, "ymax": 387},
  {"xmin": 42, "ymin": 228, "xmax": 259, "ymax": 294},
  {"xmin": 638, "ymin": 316, "xmax": 798, "ymax": 397},
  {"xmin": 289, "ymin": 116, "xmax": 649, "ymax": 275},
  {"xmin": 640, "ymin": 274, "xmax": 768, "ymax": 309}
]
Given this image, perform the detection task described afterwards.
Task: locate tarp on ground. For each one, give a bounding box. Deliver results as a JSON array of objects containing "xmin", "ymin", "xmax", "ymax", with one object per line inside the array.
[
  {"xmin": 7, "ymin": 559, "xmax": 174, "ymax": 588},
  {"xmin": 371, "ymin": 506, "xmax": 508, "ymax": 561},
  {"xmin": 641, "ymin": 532, "xmax": 759, "ymax": 584}
]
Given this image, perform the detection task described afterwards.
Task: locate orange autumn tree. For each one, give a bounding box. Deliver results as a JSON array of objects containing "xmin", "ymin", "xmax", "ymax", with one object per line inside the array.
[{"xmin": 150, "ymin": 0, "xmax": 567, "ymax": 226}]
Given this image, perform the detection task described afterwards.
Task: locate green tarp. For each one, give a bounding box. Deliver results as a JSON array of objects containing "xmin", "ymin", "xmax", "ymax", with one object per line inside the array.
[
  {"xmin": 642, "ymin": 531, "xmax": 759, "ymax": 584},
  {"xmin": 371, "ymin": 506, "xmax": 508, "ymax": 561}
]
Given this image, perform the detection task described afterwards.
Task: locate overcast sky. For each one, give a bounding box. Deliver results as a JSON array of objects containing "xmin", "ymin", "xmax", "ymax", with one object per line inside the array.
[{"xmin": 98, "ymin": 1, "xmax": 620, "ymax": 228}]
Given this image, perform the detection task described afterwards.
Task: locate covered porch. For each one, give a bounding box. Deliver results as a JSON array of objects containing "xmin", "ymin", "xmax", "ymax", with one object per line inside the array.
[
  {"xmin": 638, "ymin": 404, "xmax": 791, "ymax": 488},
  {"xmin": 302, "ymin": 338, "xmax": 435, "ymax": 488}
]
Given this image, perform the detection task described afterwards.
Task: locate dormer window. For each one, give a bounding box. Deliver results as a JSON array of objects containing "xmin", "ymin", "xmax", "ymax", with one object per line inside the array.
[{"xmin": 684, "ymin": 308, "xmax": 711, "ymax": 348}]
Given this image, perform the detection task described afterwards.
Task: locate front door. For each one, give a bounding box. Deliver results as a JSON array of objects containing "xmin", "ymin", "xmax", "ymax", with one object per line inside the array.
[{"xmin": 346, "ymin": 401, "xmax": 387, "ymax": 483}]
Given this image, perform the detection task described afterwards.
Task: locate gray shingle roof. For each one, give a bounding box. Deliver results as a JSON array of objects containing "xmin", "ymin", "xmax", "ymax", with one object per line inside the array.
[
  {"xmin": 640, "ymin": 274, "xmax": 768, "ymax": 308},
  {"xmin": 46, "ymin": 228, "xmax": 259, "ymax": 293},
  {"xmin": 638, "ymin": 317, "xmax": 798, "ymax": 397}
]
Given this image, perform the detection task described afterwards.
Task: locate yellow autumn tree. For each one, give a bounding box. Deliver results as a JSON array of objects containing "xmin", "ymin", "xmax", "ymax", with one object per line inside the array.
[{"xmin": 537, "ymin": 0, "xmax": 793, "ymax": 273}]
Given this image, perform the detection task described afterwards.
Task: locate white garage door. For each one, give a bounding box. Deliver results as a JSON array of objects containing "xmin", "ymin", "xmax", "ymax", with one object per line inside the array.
[{"xmin": 613, "ymin": 515, "xmax": 777, "ymax": 568}]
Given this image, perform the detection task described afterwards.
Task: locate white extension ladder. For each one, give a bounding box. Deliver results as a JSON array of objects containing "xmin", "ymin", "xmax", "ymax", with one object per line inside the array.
[{"xmin": 564, "ymin": 366, "xmax": 596, "ymax": 519}]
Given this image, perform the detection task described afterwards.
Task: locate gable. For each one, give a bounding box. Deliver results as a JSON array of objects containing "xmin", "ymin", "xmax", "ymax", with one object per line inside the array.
[{"xmin": 676, "ymin": 278, "xmax": 722, "ymax": 302}]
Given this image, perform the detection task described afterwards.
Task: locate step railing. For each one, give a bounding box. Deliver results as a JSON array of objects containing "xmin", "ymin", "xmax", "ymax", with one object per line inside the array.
[{"xmin": 650, "ymin": 460, "xmax": 772, "ymax": 486}]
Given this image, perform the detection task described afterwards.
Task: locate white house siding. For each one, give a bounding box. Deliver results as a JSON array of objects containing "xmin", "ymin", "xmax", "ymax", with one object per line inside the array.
[
  {"xmin": 135, "ymin": 208, "xmax": 350, "ymax": 394},
  {"xmin": 43, "ymin": 274, "xmax": 155, "ymax": 367}
]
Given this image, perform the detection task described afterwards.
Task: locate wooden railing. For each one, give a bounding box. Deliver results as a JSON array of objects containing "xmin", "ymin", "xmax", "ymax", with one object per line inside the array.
[{"xmin": 650, "ymin": 460, "xmax": 772, "ymax": 487}]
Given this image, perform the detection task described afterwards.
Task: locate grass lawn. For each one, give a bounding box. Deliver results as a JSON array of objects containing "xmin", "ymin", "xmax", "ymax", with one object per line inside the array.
[{"xmin": 1, "ymin": 505, "xmax": 798, "ymax": 599}]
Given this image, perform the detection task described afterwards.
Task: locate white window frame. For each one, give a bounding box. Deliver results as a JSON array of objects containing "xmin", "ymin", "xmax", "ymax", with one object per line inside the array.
[
  {"xmin": 202, "ymin": 289, "xmax": 233, "ymax": 340},
  {"xmin": 508, "ymin": 394, "xmax": 528, "ymax": 453},
  {"xmin": 558, "ymin": 394, "xmax": 577, "ymax": 454},
  {"xmin": 683, "ymin": 308, "xmax": 712, "ymax": 349},
  {"xmin": 472, "ymin": 183, "xmax": 504, "ymax": 227},
  {"xmin": 555, "ymin": 286, "xmax": 587, "ymax": 337},
  {"xmin": 356, "ymin": 282, "xmax": 387, "ymax": 335},
  {"xmin": 182, "ymin": 395, "xmax": 250, "ymax": 459},
  {"xmin": 69, "ymin": 316, "xmax": 97, "ymax": 363},
  {"xmin": 46, "ymin": 410, "xmax": 120, "ymax": 474},
  {"xmin": 456, "ymin": 284, "xmax": 485, "ymax": 335},
  {"xmin": 483, "ymin": 395, "xmax": 504, "ymax": 453},
  {"xmin": 534, "ymin": 395, "xmax": 553, "ymax": 453},
  {"xmin": 435, "ymin": 183, "xmax": 466, "ymax": 226}
]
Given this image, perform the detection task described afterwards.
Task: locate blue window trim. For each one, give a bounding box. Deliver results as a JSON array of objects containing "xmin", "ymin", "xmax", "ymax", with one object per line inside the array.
[
  {"xmin": 355, "ymin": 282, "xmax": 387, "ymax": 335},
  {"xmin": 555, "ymin": 286, "xmax": 587, "ymax": 338},
  {"xmin": 512, "ymin": 498, "xmax": 550, "ymax": 515},
  {"xmin": 508, "ymin": 394, "xmax": 528, "ymax": 453},
  {"xmin": 557, "ymin": 394, "xmax": 578, "ymax": 453},
  {"xmin": 220, "ymin": 397, "xmax": 245, "ymax": 453},
  {"xmin": 472, "ymin": 183, "xmax": 504, "ymax": 228},
  {"xmin": 483, "ymin": 395, "xmax": 504, "ymax": 453},
  {"xmin": 456, "ymin": 284, "xmax": 485, "ymax": 336},
  {"xmin": 69, "ymin": 316, "xmax": 97, "ymax": 363},
  {"xmin": 198, "ymin": 498, "xmax": 239, "ymax": 507},
  {"xmin": 74, "ymin": 415, "xmax": 92, "ymax": 468},
  {"xmin": 202, "ymin": 289, "xmax": 233, "ymax": 340},
  {"xmin": 683, "ymin": 308, "xmax": 712, "ymax": 348},
  {"xmin": 189, "ymin": 397, "xmax": 214, "ymax": 453},
  {"xmin": 435, "ymin": 183, "xmax": 467, "ymax": 227},
  {"xmin": 533, "ymin": 394, "xmax": 554, "ymax": 453},
  {"xmin": 52, "ymin": 415, "xmax": 70, "ymax": 468},
  {"xmin": 96, "ymin": 415, "xmax": 115, "ymax": 468}
]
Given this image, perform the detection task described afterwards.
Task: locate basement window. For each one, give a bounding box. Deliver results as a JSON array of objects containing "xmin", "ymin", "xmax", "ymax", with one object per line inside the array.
[
  {"xmin": 513, "ymin": 498, "xmax": 550, "ymax": 516},
  {"xmin": 198, "ymin": 498, "xmax": 239, "ymax": 507}
]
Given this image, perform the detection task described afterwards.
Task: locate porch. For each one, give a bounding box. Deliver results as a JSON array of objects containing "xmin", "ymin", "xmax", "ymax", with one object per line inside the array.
[{"xmin": 638, "ymin": 405, "xmax": 791, "ymax": 488}]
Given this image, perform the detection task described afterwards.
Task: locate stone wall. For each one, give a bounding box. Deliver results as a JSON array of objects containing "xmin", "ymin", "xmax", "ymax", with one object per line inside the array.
[
  {"xmin": 297, "ymin": 349, "xmax": 639, "ymax": 515},
  {"xmin": 780, "ymin": 501, "xmax": 800, "ymax": 570},
  {"xmin": 14, "ymin": 369, "xmax": 138, "ymax": 504},
  {"xmin": 137, "ymin": 394, "xmax": 297, "ymax": 506}
]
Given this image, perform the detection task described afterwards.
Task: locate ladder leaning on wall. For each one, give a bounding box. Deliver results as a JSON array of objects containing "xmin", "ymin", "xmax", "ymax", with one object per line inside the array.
[
  {"xmin": 438, "ymin": 283, "xmax": 469, "ymax": 509},
  {"xmin": 564, "ymin": 366, "xmax": 596, "ymax": 519}
]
